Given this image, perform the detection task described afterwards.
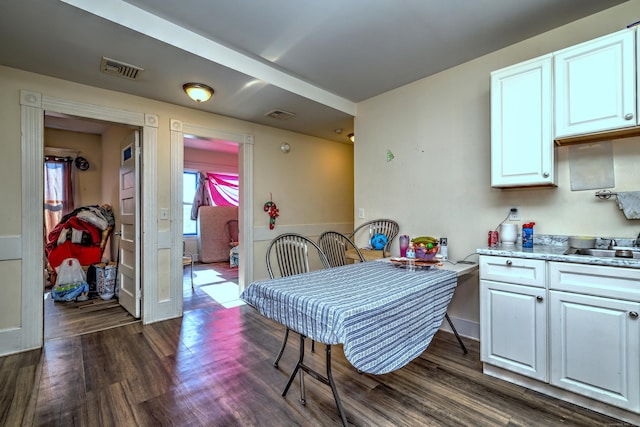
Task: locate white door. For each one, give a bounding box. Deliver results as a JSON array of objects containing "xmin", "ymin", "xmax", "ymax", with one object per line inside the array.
[{"xmin": 118, "ymin": 131, "xmax": 141, "ymax": 318}]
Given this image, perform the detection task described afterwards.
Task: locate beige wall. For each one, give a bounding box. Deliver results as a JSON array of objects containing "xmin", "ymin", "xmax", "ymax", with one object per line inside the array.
[
  {"xmin": 354, "ymin": 1, "xmax": 640, "ymax": 332},
  {"xmin": 45, "ymin": 128, "xmax": 102, "ymax": 207},
  {"xmin": 0, "ymin": 65, "xmax": 354, "ymax": 336}
]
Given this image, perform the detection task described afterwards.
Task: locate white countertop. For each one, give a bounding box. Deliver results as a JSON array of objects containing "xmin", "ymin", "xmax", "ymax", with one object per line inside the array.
[{"xmin": 477, "ymin": 244, "xmax": 640, "ymax": 269}]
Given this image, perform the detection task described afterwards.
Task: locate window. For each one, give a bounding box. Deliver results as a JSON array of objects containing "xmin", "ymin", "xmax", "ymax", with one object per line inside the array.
[
  {"xmin": 44, "ymin": 156, "xmax": 74, "ymax": 239},
  {"xmin": 183, "ymin": 170, "xmax": 198, "ymax": 235}
]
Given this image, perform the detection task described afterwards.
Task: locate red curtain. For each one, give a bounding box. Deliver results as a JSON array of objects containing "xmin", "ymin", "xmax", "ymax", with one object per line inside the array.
[
  {"xmin": 207, "ymin": 173, "xmax": 239, "ymax": 206},
  {"xmin": 44, "ymin": 156, "xmax": 74, "ymax": 238}
]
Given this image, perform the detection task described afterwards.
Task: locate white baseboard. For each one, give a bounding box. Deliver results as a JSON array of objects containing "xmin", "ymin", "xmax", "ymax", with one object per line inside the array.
[{"xmin": 439, "ymin": 314, "xmax": 479, "ymax": 341}]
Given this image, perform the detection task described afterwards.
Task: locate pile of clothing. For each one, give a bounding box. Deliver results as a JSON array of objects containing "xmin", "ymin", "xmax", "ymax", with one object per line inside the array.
[{"xmin": 46, "ymin": 204, "xmax": 115, "ymax": 270}]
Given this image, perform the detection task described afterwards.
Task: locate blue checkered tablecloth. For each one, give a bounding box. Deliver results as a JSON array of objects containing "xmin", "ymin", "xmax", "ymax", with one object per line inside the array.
[{"xmin": 241, "ymin": 261, "xmax": 457, "ymax": 374}]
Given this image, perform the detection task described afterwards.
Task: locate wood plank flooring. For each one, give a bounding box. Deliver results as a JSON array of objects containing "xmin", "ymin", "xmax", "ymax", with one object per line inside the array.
[
  {"xmin": 44, "ymin": 294, "xmax": 139, "ymax": 341},
  {"xmin": 44, "ymin": 261, "xmax": 238, "ymax": 341},
  {"xmin": 2, "ymin": 264, "xmax": 632, "ymax": 426}
]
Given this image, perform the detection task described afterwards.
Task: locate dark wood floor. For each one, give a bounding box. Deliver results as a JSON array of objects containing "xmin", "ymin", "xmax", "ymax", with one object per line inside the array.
[
  {"xmin": 2, "ymin": 265, "xmax": 629, "ymax": 426},
  {"xmin": 44, "ymin": 262, "xmax": 239, "ymax": 341}
]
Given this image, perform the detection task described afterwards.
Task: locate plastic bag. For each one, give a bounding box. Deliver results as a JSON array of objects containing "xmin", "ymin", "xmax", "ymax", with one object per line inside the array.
[
  {"xmin": 55, "ymin": 258, "xmax": 86, "ymax": 285},
  {"xmin": 95, "ymin": 262, "xmax": 118, "ymax": 300},
  {"xmin": 52, "ymin": 258, "xmax": 88, "ymax": 301},
  {"xmin": 51, "ymin": 281, "xmax": 89, "ymax": 302}
]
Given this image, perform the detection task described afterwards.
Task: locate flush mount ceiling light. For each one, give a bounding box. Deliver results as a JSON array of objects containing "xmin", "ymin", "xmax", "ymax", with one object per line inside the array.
[
  {"xmin": 183, "ymin": 83, "xmax": 214, "ymax": 103},
  {"xmin": 348, "ymin": 133, "xmax": 355, "ymax": 143}
]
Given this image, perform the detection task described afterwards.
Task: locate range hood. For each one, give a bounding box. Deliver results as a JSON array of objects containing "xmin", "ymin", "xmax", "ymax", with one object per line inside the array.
[{"xmin": 555, "ymin": 126, "xmax": 640, "ymax": 146}]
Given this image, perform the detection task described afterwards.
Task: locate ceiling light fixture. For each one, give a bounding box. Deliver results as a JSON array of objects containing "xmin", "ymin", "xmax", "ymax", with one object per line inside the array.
[
  {"xmin": 183, "ymin": 83, "xmax": 214, "ymax": 103},
  {"xmin": 348, "ymin": 133, "xmax": 355, "ymax": 143}
]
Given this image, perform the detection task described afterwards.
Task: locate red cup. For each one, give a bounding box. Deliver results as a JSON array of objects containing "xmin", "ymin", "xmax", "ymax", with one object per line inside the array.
[{"xmin": 488, "ymin": 231, "xmax": 499, "ymax": 248}]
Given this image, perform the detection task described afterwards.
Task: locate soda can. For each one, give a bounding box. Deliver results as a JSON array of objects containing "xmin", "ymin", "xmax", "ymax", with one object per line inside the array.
[{"xmin": 488, "ymin": 231, "xmax": 499, "ymax": 247}]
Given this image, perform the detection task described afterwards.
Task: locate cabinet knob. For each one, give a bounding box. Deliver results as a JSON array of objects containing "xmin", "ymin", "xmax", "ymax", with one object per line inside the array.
[
  {"xmin": 630, "ymin": 311, "xmax": 639, "ymax": 319},
  {"xmin": 625, "ymin": 113, "xmax": 634, "ymax": 121},
  {"xmin": 542, "ymin": 172, "xmax": 549, "ymax": 178},
  {"xmin": 506, "ymin": 260, "xmax": 512, "ymax": 266},
  {"xmin": 536, "ymin": 296, "xmax": 543, "ymax": 302}
]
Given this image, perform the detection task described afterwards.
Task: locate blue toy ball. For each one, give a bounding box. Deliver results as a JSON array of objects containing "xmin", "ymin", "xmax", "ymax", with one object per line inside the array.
[{"xmin": 370, "ymin": 233, "xmax": 388, "ymax": 250}]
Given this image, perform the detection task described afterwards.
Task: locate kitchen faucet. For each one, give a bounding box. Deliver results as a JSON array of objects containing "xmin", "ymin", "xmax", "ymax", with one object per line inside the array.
[{"xmin": 635, "ymin": 232, "xmax": 640, "ymax": 248}]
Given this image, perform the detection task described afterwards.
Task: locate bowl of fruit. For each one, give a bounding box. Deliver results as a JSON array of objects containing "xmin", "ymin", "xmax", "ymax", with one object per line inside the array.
[{"xmin": 412, "ymin": 236, "xmax": 439, "ymax": 260}]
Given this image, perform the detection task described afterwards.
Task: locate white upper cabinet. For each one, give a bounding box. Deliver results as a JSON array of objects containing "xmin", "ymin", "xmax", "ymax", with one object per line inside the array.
[
  {"xmin": 554, "ymin": 28, "xmax": 637, "ymax": 138},
  {"xmin": 491, "ymin": 54, "xmax": 554, "ymax": 188}
]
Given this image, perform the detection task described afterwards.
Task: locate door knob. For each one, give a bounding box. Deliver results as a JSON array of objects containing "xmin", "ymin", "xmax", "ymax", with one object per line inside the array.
[
  {"xmin": 506, "ymin": 260, "xmax": 512, "ymax": 266},
  {"xmin": 630, "ymin": 311, "xmax": 639, "ymax": 319},
  {"xmin": 536, "ymin": 296, "xmax": 543, "ymax": 302},
  {"xmin": 625, "ymin": 113, "xmax": 634, "ymax": 120}
]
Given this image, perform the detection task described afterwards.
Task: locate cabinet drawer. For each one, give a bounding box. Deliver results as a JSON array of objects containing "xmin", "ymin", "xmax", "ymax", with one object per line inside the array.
[
  {"xmin": 480, "ymin": 256, "xmax": 546, "ymax": 287},
  {"xmin": 549, "ymin": 262, "xmax": 640, "ymax": 301}
]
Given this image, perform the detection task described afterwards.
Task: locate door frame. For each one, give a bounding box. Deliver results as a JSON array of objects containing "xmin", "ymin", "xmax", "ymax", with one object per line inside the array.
[
  {"xmin": 170, "ymin": 120, "xmax": 254, "ymax": 294},
  {"xmin": 19, "ymin": 89, "xmax": 161, "ymax": 351}
]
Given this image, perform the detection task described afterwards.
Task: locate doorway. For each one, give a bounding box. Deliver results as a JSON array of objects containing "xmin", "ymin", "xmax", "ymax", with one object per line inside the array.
[
  {"xmin": 42, "ymin": 114, "xmax": 141, "ymax": 341},
  {"xmin": 170, "ymin": 120, "xmax": 254, "ymax": 296},
  {"xmin": 16, "ymin": 90, "xmax": 168, "ymax": 353},
  {"xmin": 182, "ymin": 135, "xmax": 242, "ymax": 305}
]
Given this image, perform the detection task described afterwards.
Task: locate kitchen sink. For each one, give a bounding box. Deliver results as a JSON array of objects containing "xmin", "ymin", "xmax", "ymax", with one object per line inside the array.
[{"xmin": 568, "ymin": 248, "xmax": 640, "ymax": 259}]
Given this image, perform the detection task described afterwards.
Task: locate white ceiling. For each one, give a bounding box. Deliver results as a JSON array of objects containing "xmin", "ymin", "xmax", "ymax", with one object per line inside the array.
[{"xmin": 0, "ymin": 0, "xmax": 628, "ymax": 143}]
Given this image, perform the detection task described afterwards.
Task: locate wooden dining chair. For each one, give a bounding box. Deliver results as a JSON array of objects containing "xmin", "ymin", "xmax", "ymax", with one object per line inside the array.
[
  {"xmin": 266, "ymin": 233, "xmax": 330, "ymax": 367},
  {"xmin": 318, "ymin": 230, "xmax": 365, "ymax": 267}
]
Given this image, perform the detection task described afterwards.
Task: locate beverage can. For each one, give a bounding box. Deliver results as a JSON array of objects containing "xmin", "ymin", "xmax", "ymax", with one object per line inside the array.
[
  {"xmin": 522, "ymin": 227, "xmax": 534, "ymax": 248},
  {"xmin": 488, "ymin": 231, "xmax": 499, "ymax": 247}
]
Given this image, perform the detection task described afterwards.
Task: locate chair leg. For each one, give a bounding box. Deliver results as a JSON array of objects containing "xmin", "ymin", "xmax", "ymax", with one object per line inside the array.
[
  {"xmin": 274, "ymin": 327, "xmax": 290, "ymax": 367},
  {"xmin": 190, "ymin": 256, "xmax": 194, "ymax": 291}
]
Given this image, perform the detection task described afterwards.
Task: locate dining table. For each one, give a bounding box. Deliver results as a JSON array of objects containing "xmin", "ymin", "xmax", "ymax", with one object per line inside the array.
[{"xmin": 241, "ymin": 259, "xmax": 468, "ymax": 426}]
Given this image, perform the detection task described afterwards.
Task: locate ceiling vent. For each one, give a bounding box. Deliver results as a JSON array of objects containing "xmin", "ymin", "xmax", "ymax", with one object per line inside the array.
[
  {"xmin": 264, "ymin": 109, "xmax": 296, "ymax": 120},
  {"xmin": 100, "ymin": 56, "xmax": 144, "ymax": 80}
]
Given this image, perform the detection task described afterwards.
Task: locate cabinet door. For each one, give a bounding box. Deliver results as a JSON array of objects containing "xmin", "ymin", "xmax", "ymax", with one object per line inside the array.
[
  {"xmin": 555, "ymin": 28, "xmax": 636, "ymax": 138},
  {"xmin": 480, "ymin": 280, "xmax": 547, "ymax": 381},
  {"xmin": 491, "ymin": 54, "xmax": 554, "ymax": 188},
  {"xmin": 550, "ymin": 290, "xmax": 640, "ymax": 412}
]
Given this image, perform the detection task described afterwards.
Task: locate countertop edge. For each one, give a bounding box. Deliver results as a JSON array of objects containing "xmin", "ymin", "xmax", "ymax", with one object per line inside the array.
[{"xmin": 477, "ymin": 246, "xmax": 640, "ymax": 269}]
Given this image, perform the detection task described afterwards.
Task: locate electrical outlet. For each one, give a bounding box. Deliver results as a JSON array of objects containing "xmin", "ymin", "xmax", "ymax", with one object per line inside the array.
[
  {"xmin": 509, "ymin": 207, "xmax": 520, "ymax": 221},
  {"xmin": 358, "ymin": 208, "xmax": 365, "ymax": 219}
]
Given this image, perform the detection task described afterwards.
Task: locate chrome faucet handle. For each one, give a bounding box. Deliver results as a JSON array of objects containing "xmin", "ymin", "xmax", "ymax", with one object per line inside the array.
[{"xmin": 608, "ymin": 239, "xmax": 617, "ymax": 250}]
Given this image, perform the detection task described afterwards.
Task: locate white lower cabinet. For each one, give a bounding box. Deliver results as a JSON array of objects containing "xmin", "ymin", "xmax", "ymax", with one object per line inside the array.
[
  {"xmin": 480, "ymin": 280, "xmax": 547, "ymax": 381},
  {"xmin": 479, "ymin": 256, "xmax": 547, "ymax": 381},
  {"xmin": 480, "ymin": 256, "xmax": 640, "ymax": 418},
  {"xmin": 549, "ymin": 262, "xmax": 640, "ymax": 413}
]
